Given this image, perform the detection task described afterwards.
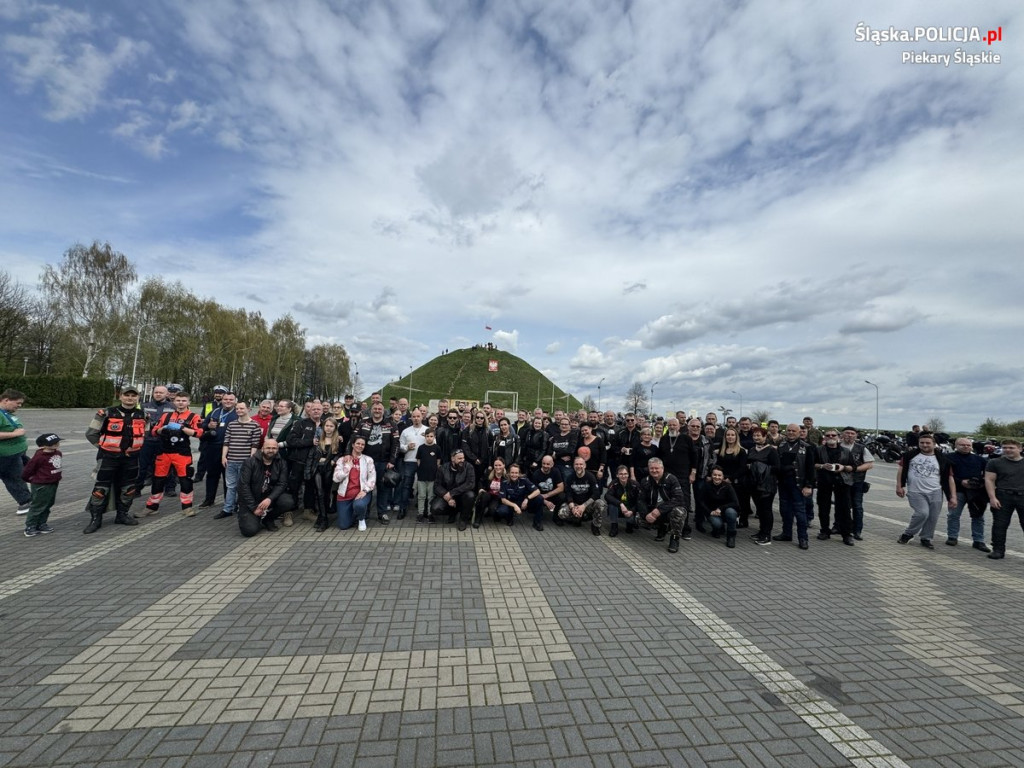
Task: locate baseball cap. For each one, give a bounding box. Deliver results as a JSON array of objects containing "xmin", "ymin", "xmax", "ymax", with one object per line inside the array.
[
  {"xmin": 36, "ymin": 433, "xmax": 61, "ymax": 447},
  {"xmin": 121, "ymin": 384, "xmax": 140, "ymax": 395}
]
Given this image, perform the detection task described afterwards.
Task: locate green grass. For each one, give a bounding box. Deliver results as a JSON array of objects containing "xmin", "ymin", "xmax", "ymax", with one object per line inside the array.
[{"xmin": 379, "ymin": 347, "xmax": 581, "ymax": 412}]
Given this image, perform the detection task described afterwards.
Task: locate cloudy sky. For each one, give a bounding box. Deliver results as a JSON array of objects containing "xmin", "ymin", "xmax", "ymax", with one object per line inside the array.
[{"xmin": 1, "ymin": 0, "xmax": 1020, "ymax": 431}]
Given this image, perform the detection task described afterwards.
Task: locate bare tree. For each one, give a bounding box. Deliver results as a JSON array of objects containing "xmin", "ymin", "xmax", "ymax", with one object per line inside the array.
[
  {"xmin": 924, "ymin": 416, "xmax": 946, "ymax": 433},
  {"xmin": 41, "ymin": 242, "xmax": 138, "ymax": 377},
  {"xmin": 751, "ymin": 409, "xmax": 772, "ymax": 425},
  {"xmin": 0, "ymin": 270, "xmax": 33, "ymax": 370},
  {"xmin": 624, "ymin": 381, "xmax": 648, "ymax": 415},
  {"xmin": 582, "ymin": 395, "xmax": 596, "ymax": 412}
]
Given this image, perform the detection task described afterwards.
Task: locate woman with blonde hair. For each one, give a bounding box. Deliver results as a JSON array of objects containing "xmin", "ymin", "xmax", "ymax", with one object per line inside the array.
[{"xmin": 307, "ymin": 417, "xmax": 343, "ymax": 532}]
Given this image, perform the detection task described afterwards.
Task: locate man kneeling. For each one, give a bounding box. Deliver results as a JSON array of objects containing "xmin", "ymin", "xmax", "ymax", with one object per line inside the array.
[
  {"xmin": 558, "ymin": 457, "xmax": 607, "ymax": 535},
  {"xmin": 237, "ymin": 439, "xmax": 294, "ymax": 537}
]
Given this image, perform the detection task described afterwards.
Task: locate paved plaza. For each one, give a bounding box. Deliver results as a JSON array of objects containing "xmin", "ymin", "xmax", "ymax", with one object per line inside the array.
[{"xmin": 2, "ymin": 410, "xmax": 1023, "ymax": 767}]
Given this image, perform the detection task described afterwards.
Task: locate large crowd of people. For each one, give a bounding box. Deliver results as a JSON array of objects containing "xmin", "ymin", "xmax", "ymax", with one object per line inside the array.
[{"xmin": 2, "ymin": 386, "xmax": 1023, "ymax": 560}]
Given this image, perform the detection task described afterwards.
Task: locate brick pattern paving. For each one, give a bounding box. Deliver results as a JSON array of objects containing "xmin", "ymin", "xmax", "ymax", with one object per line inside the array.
[{"xmin": 2, "ymin": 411, "xmax": 1024, "ymax": 767}]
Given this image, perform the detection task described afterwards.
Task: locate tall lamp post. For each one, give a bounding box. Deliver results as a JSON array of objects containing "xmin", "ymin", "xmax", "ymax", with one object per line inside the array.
[
  {"xmin": 731, "ymin": 390, "xmax": 743, "ymax": 419},
  {"xmin": 130, "ymin": 320, "xmax": 154, "ymax": 385},
  {"xmin": 230, "ymin": 345, "xmax": 256, "ymax": 393},
  {"xmin": 865, "ymin": 380, "xmax": 879, "ymax": 436},
  {"xmin": 597, "ymin": 377, "xmax": 606, "ymax": 410},
  {"xmin": 650, "ymin": 381, "xmax": 659, "ymax": 418}
]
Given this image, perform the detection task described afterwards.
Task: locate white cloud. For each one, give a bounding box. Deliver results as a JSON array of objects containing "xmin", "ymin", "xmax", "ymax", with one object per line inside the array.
[
  {"xmin": 3, "ymin": 5, "xmax": 147, "ymax": 121},
  {"xmin": 492, "ymin": 329, "xmax": 519, "ymax": 352},
  {"xmin": 2, "ymin": 0, "xmax": 1022, "ymax": 430}
]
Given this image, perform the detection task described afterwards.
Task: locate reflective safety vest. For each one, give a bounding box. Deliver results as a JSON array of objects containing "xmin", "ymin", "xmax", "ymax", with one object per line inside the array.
[{"xmin": 95, "ymin": 407, "xmax": 147, "ymax": 455}]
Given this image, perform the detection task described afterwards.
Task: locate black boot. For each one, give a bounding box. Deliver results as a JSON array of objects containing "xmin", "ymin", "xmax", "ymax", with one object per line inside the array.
[
  {"xmin": 726, "ymin": 534, "xmax": 736, "ymax": 548},
  {"xmin": 83, "ymin": 512, "xmax": 103, "ymax": 534},
  {"xmin": 115, "ymin": 511, "xmax": 139, "ymax": 526},
  {"xmin": 314, "ymin": 513, "xmax": 328, "ymax": 532},
  {"xmin": 667, "ymin": 535, "xmax": 680, "ymax": 553}
]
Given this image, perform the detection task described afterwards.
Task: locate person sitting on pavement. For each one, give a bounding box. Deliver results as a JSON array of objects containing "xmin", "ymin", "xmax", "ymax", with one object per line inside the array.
[
  {"xmin": 432, "ymin": 448, "xmax": 476, "ymax": 531},
  {"xmin": 604, "ymin": 464, "xmax": 643, "ymax": 537},
  {"xmin": 557, "ymin": 456, "xmax": 607, "ymax": 536},
  {"xmin": 702, "ymin": 466, "xmax": 740, "ymax": 548},
  {"xmin": 496, "ymin": 463, "xmax": 541, "ymax": 528},
  {"xmin": 640, "ymin": 457, "xmax": 691, "ymax": 554},
  {"xmin": 237, "ymin": 439, "xmax": 293, "ymax": 537}
]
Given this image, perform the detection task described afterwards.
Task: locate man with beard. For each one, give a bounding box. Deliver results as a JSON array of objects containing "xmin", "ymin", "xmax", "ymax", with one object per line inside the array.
[
  {"xmin": 237, "ymin": 439, "xmax": 293, "ymax": 537},
  {"xmin": 355, "ymin": 402, "xmax": 401, "ymax": 524},
  {"xmin": 432, "ymin": 448, "xmax": 476, "ymax": 531},
  {"xmin": 838, "ymin": 426, "xmax": 873, "ymax": 541},
  {"xmin": 639, "ymin": 457, "xmax": 691, "ymax": 554},
  {"xmin": 657, "ymin": 417, "xmax": 695, "ymax": 506},
  {"xmin": 685, "ymin": 418, "xmax": 714, "ymax": 533},
  {"xmin": 616, "ymin": 413, "xmax": 642, "ymax": 481},
  {"xmin": 283, "ymin": 400, "xmax": 322, "ymax": 526},
  {"xmin": 558, "ymin": 456, "xmax": 606, "ymax": 536},
  {"xmin": 813, "ymin": 429, "xmax": 855, "ymax": 545},
  {"xmin": 530, "ymin": 455, "xmax": 565, "ymax": 531}
]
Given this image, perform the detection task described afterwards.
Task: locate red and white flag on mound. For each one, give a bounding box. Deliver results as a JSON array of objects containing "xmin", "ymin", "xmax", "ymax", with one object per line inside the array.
[{"xmin": 488, "ymin": 360, "xmax": 498, "ymax": 372}]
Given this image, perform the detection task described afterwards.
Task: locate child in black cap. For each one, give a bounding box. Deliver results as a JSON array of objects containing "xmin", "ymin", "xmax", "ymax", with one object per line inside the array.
[{"xmin": 20, "ymin": 433, "xmax": 62, "ymax": 536}]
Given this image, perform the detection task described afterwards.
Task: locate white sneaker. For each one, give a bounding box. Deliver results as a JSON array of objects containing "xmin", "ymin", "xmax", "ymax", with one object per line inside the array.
[
  {"xmin": 17, "ymin": 506, "xmax": 29, "ymax": 515},
  {"xmin": 358, "ymin": 519, "xmax": 367, "ymax": 532}
]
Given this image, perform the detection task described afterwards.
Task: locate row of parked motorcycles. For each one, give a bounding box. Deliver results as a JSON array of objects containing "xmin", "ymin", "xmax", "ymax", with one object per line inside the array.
[{"xmin": 863, "ymin": 432, "xmax": 1004, "ymax": 462}]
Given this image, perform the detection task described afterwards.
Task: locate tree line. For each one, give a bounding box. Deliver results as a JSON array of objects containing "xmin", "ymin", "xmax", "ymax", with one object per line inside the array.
[{"xmin": 0, "ymin": 242, "xmax": 353, "ymax": 402}]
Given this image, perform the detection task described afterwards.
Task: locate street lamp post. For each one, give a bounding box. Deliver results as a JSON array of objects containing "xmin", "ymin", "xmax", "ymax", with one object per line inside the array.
[
  {"xmin": 865, "ymin": 380, "xmax": 879, "ymax": 436},
  {"xmin": 230, "ymin": 345, "xmax": 256, "ymax": 393},
  {"xmin": 731, "ymin": 390, "xmax": 743, "ymax": 419},
  {"xmin": 650, "ymin": 381, "xmax": 659, "ymax": 418},
  {"xmin": 130, "ymin": 320, "xmax": 154, "ymax": 385},
  {"xmin": 598, "ymin": 377, "xmax": 606, "ymax": 410},
  {"xmin": 22, "ymin": 357, "xmax": 28, "ymax": 376}
]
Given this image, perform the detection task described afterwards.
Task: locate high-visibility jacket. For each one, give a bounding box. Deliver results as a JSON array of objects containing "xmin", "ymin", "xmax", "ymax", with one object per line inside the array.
[
  {"xmin": 86, "ymin": 406, "xmax": 148, "ymax": 456},
  {"xmin": 152, "ymin": 410, "xmax": 204, "ymax": 455}
]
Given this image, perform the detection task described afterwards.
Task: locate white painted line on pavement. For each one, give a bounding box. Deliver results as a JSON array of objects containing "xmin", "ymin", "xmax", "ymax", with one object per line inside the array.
[
  {"xmin": 604, "ymin": 539, "xmax": 912, "ymax": 768},
  {"xmin": 0, "ymin": 515, "xmax": 180, "ymax": 601}
]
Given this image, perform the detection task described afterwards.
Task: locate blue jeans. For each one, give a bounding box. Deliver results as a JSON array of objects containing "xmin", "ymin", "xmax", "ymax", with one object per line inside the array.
[
  {"xmin": 708, "ymin": 506, "xmax": 738, "ymax": 536},
  {"xmin": 337, "ymin": 494, "xmax": 372, "ymax": 529},
  {"xmin": 851, "ymin": 480, "xmax": 866, "ymax": 535},
  {"xmin": 373, "ymin": 460, "xmax": 394, "ymax": 513},
  {"xmin": 397, "ymin": 461, "xmax": 417, "ymax": 511},
  {"xmin": 947, "ymin": 491, "xmax": 985, "ymax": 542},
  {"xmin": 778, "ymin": 476, "xmax": 809, "ymax": 541},
  {"xmin": 0, "ymin": 452, "xmax": 31, "ymax": 506},
  {"xmin": 223, "ymin": 460, "xmax": 243, "ymax": 515}
]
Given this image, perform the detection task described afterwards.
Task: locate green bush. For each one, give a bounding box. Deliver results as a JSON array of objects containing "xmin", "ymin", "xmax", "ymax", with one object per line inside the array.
[{"xmin": 0, "ymin": 375, "xmax": 114, "ymax": 407}]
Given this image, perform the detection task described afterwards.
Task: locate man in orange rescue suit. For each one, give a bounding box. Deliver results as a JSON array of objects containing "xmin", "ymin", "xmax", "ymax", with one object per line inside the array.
[
  {"xmin": 83, "ymin": 384, "xmax": 149, "ymax": 534},
  {"xmin": 145, "ymin": 391, "xmax": 204, "ymax": 517}
]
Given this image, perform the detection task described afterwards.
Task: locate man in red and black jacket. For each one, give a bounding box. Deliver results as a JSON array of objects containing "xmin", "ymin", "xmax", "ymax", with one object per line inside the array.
[
  {"xmin": 144, "ymin": 392, "xmax": 204, "ymax": 518},
  {"xmin": 83, "ymin": 385, "xmax": 148, "ymax": 534}
]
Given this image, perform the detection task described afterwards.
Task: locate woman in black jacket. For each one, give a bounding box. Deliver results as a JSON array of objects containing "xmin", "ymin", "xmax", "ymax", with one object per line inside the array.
[
  {"xmin": 521, "ymin": 416, "xmax": 551, "ymax": 473},
  {"xmin": 462, "ymin": 412, "xmax": 494, "ymax": 488},
  {"xmin": 701, "ymin": 466, "xmax": 740, "ymax": 548},
  {"xmin": 746, "ymin": 427, "xmax": 780, "ymax": 545},
  {"xmin": 604, "ymin": 465, "xmax": 645, "ymax": 536}
]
